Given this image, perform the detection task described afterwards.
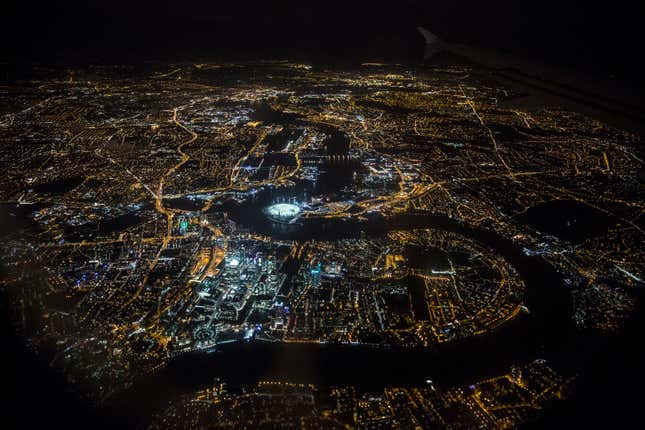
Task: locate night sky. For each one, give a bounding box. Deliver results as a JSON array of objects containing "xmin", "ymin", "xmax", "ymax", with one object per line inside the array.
[{"xmin": 4, "ymin": 1, "xmax": 645, "ymax": 84}]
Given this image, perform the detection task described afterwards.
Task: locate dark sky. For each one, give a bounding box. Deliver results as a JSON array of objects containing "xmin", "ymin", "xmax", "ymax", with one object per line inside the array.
[{"xmin": 3, "ymin": 1, "xmax": 644, "ymax": 81}]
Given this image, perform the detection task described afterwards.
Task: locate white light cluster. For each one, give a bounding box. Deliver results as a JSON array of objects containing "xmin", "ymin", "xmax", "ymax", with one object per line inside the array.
[{"xmin": 265, "ymin": 203, "xmax": 301, "ymax": 220}]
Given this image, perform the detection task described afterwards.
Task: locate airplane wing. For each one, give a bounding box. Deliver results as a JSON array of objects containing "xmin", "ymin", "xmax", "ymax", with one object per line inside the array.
[
  {"xmin": 416, "ymin": 26, "xmax": 645, "ymax": 137},
  {"xmin": 416, "ymin": 26, "xmax": 443, "ymax": 59}
]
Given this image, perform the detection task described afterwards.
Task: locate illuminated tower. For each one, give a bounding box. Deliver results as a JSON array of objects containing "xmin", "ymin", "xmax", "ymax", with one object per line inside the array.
[
  {"xmin": 311, "ymin": 262, "xmax": 321, "ymax": 289},
  {"xmin": 178, "ymin": 216, "xmax": 189, "ymax": 235}
]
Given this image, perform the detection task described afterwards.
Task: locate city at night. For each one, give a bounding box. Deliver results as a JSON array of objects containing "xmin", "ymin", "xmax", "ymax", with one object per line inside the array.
[{"xmin": 1, "ymin": 1, "xmax": 644, "ymax": 429}]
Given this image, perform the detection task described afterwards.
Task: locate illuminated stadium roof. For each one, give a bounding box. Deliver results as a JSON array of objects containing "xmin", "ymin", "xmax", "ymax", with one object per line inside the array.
[{"xmin": 264, "ymin": 203, "xmax": 301, "ymax": 222}]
